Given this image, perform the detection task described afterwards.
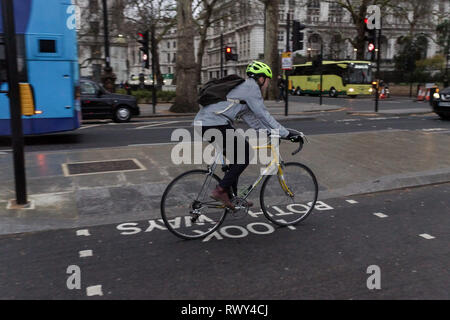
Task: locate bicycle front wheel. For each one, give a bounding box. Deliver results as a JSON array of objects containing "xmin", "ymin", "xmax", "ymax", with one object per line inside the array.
[
  {"xmin": 260, "ymin": 162, "xmax": 318, "ymax": 226},
  {"xmin": 161, "ymin": 170, "xmax": 227, "ymax": 240}
]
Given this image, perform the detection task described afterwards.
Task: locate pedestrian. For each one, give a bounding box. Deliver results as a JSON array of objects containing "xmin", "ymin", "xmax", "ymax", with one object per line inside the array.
[
  {"xmin": 277, "ymin": 75, "xmax": 286, "ymax": 102},
  {"xmin": 124, "ymin": 81, "xmax": 132, "ymax": 95}
]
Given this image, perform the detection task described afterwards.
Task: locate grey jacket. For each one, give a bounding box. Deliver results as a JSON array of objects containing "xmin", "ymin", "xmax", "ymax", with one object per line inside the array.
[{"xmin": 193, "ymin": 78, "xmax": 290, "ymax": 138}]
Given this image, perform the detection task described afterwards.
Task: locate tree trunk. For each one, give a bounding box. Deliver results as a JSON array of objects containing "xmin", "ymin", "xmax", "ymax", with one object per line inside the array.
[
  {"xmin": 154, "ymin": 45, "xmax": 164, "ymax": 89},
  {"xmin": 196, "ymin": 29, "xmax": 208, "ymax": 85},
  {"xmin": 170, "ymin": 0, "xmax": 199, "ymax": 113},
  {"xmin": 264, "ymin": 0, "xmax": 280, "ymax": 100}
]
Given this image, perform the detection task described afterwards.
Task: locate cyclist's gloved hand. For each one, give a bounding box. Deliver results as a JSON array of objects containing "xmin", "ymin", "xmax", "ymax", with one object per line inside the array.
[{"xmin": 284, "ymin": 130, "xmax": 302, "ymax": 143}]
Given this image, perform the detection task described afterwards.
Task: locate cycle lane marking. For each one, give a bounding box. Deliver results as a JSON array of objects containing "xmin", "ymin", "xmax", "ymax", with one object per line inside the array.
[{"xmin": 114, "ymin": 201, "xmax": 336, "ymax": 242}]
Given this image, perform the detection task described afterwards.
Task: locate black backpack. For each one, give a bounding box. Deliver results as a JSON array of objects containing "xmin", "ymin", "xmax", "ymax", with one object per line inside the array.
[{"xmin": 198, "ymin": 75, "xmax": 245, "ymax": 107}]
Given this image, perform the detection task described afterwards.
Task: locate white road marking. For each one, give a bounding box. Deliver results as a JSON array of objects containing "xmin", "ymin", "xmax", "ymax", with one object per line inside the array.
[
  {"xmin": 0, "ymin": 152, "xmax": 8, "ymax": 155},
  {"xmin": 135, "ymin": 120, "xmax": 181, "ymax": 130},
  {"xmin": 79, "ymin": 124, "xmax": 102, "ymax": 130},
  {"xmin": 76, "ymin": 229, "xmax": 91, "ymax": 237},
  {"xmin": 79, "ymin": 250, "xmax": 93, "ymax": 258},
  {"xmin": 128, "ymin": 142, "xmax": 178, "ymax": 147},
  {"xmin": 422, "ymin": 128, "xmax": 447, "ymax": 132},
  {"xmin": 419, "ymin": 234, "xmax": 435, "ymax": 240},
  {"xmin": 368, "ymin": 117, "xmax": 400, "ymax": 121},
  {"xmin": 346, "ymin": 200, "xmax": 358, "ymax": 204},
  {"xmin": 86, "ymin": 285, "xmax": 103, "ymax": 297},
  {"xmin": 373, "ymin": 212, "xmax": 388, "ymax": 218},
  {"xmin": 336, "ymin": 119, "xmax": 360, "ymax": 122}
]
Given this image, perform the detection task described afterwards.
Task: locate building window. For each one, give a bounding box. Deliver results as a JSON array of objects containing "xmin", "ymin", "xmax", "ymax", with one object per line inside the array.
[
  {"xmin": 306, "ymin": 0, "xmax": 320, "ymax": 24},
  {"xmin": 328, "ymin": 2, "xmax": 344, "ymax": 23}
]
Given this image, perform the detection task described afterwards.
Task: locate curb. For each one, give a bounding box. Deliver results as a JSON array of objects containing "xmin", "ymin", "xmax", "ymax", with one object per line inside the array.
[{"xmin": 347, "ymin": 110, "xmax": 434, "ymax": 116}]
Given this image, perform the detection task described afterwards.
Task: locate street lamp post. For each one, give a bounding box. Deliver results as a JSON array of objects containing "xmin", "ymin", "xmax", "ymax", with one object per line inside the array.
[
  {"xmin": 1, "ymin": 0, "xmax": 28, "ymax": 206},
  {"xmin": 320, "ymin": 42, "xmax": 323, "ymax": 106},
  {"xmin": 102, "ymin": 0, "xmax": 110, "ymax": 68}
]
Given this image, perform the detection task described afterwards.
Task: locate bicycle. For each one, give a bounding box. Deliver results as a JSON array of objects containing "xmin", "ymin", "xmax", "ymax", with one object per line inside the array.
[{"xmin": 160, "ymin": 129, "xmax": 319, "ymax": 240}]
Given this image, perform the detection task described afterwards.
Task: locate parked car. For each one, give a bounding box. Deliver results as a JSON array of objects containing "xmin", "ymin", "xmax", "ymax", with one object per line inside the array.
[
  {"xmin": 432, "ymin": 87, "xmax": 450, "ymax": 120},
  {"xmin": 80, "ymin": 79, "xmax": 140, "ymax": 123}
]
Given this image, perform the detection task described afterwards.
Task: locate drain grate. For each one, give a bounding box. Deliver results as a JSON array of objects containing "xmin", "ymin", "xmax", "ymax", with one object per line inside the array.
[{"xmin": 62, "ymin": 159, "xmax": 146, "ymax": 176}]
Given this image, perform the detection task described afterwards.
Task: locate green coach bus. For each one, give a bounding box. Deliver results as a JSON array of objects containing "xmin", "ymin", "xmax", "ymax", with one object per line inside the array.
[{"xmin": 290, "ymin": 60, "xmax": 374, "ymax": 98}]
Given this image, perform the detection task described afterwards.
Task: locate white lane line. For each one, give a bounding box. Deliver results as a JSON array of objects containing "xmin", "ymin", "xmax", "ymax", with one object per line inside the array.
[
  {"xmin": 422, "ymin": 128, "xmax": 447, "ymax": 132},
  {"xmin": 132, "ymin": 125, "xmax": 192, "ymax": 131},
  {"xmin": 79, "ymin": 250, "xmax": 93, "ymax": 258},
  {"xmin": 76, "ymin": 229, "xmax": 91, "ymax": 237},
  {"xmin": 128, "ymin": 142, "xmax": 178, "ymax": 147},
  {"xmin": 419, "ymin": 234, "xmax": 435, "ymax": 240},
  {"xmin": 368, "ymin": 117, "xmax": 400, "ymax": 121},
  {"xmin": 86, "ymin": 285, "xmax": 103, "ymax": 297},
  {"xmin": 79, "ymin": 124, "xmax": 102, "ymax": 130},
  {"xmin": 336, "ymin": 119, "xmax": 360, "ymax": 122},
  {"xmin": 346, "ymin": 200, "xmax": 358, "ymax": 204},
  {"xmin": 135, "ymin": 120, "xmax": 181, "ymax": 130},
  {"xmin": 0, "ymin": 152, "xmax": 8, "ymax": 155},
  {"xmin": 373, "ymin": 212, "xmax": 388, "ymax": 218}
]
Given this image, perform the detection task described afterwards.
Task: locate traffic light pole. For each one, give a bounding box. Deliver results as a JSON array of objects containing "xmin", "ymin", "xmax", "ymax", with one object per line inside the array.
[
  {"xmin": 1, "ymin": 0, "xmax": 28, "ymax": 206},
  {"xmin": 151, "ymin": 26, "xmax": 157, "ymax": 113},
  {"xmin": 220, "ymin": 34, "xmax": 224, "ymax": 78},
  {"xmin": 375, "ymin": 26, "xmax": 382, "ymax": 113},
  {"xmin": 320, "ymin": 42, "xmax": 323, "ymax": 106},
  {"xmin": 285, "ymin": 14, "xmax": 290, "ymax": 117},
  {"xmin": 102, "ymin": 0, "xmax": 110, "ymax": 68}
]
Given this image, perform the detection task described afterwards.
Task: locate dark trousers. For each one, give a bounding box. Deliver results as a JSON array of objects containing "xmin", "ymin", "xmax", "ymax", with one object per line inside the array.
[{"xmin": 202, "ymin": 124, "xmax": 251, "ymax": 195}]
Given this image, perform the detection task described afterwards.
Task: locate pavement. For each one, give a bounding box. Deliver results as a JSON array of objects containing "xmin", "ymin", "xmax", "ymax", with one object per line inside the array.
[
  {"xmin": 139, "ymin": 100, "xmax": 343, "ymax": 120},
  {"xmin": 139, "ymin": 98, "xmax": 434, "ymax": 119},
  {"xmin": 1, "ymin": 125, "xmax": 449, "ymax": 236}
]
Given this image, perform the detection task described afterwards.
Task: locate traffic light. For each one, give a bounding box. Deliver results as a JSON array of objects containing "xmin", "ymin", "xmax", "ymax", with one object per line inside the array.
[
  {"xmin": 292, "ymin": 21, "xmax": 306, "ymax": 51},
  {"xmin": 225, "ymin": 46, "xmax": 238, "ymax": 61},
  {"xmin": 138, "ymin": 31, "xmax": 150, "ymax": 69},
  {"xmin": 364, "ymin": 18, "xmax": 377, "ymax": 61}
]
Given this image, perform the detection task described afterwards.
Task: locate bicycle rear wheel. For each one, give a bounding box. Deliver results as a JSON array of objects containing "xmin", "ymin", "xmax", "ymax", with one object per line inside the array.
[
  {"xmin": 260, "ymin": 162, "xmax": 318, "ymax": 226},
  {"xmin": 161, "ymin": 170, "xmax": 227, "ymax": 240}
]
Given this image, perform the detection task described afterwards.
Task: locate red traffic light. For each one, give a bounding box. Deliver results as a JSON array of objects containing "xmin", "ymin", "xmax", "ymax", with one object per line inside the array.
[
  {"xmin": 138, "ymin": 33, "xmax": 144, "ymax": 38},
  {"xmin": 368, "ymin": 42, "xmax": 375, "ymax": 52},
  {"xmin": 364, "ymin": 18, "xmax": 368, "ymax": 24},
  {"xmin": 226, "ymin": 47, "xmax": 232, "ymax": 54}
]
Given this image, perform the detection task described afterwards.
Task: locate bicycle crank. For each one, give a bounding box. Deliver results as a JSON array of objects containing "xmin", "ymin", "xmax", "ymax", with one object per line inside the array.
[{"xmin": 228, "ymin": 197, "xmax": 250, "ymax": 219}]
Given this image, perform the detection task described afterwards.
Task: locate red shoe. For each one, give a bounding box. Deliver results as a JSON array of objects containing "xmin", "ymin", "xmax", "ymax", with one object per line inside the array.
[{"xmin": 211, "ymin": 186, "xmax": 235, "ymax": 210}]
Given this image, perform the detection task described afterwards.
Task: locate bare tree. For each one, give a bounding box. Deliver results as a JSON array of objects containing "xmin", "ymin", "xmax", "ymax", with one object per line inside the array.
[
  {"xmin": 124, "ymin": 0, "xmax": 177, "ymax": 87},
  {"xmin": 193, "ymin": 0, "xmax": 239, "ymax": 85},
  {"xmin": 390, "ymin": 0, "xmax": 434, "ymax": 36},
  {"xmin": 170, "ymin": 0, "xmax": 199, "ymax": 113},
  {"xmin": 325, "ymin": 0, "xmax": 392, "ymax": 60},
  {"xmin": 259, "ymin": 0, "xmax": 280, "ymax": 100}
]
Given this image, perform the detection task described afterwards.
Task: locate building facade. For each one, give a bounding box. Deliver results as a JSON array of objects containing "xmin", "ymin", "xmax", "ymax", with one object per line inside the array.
[{"xmin": 76, "ymin": 0, "xmax": 449, "ymax": 86}]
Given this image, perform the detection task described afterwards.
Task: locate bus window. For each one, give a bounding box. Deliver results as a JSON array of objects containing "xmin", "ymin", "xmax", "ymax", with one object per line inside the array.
[
  {"xmin": 0, "ymin": 35, "xmax": 28, "ymax": 82},
  {"xmin": 39, "ymin": 39, "xmax": 57, "ymax": 53},
  {"xmin": 0, "ymin": 35, "xmax": 6, "ymax": 83},
  {"xmin": 347, "ymin": 64, "xmax": 373, "ymax": 84}
]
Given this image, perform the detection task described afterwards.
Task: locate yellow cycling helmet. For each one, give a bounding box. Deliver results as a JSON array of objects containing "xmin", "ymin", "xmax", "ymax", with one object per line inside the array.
[{"xmin": 246, "ymin": 61, "xmax": 273, "ymax": 79}]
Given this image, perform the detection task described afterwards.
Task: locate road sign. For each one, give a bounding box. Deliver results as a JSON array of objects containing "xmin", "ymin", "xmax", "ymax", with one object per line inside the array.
[{"xmin": 282, "ymin": 52, "xmax": 293, "ymax": 70}]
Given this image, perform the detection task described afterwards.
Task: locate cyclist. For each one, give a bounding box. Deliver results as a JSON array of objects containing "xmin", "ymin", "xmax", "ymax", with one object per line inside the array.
[{"xmin": 194, "ymin": 61, "xmax": 301, "ymax": 209}]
